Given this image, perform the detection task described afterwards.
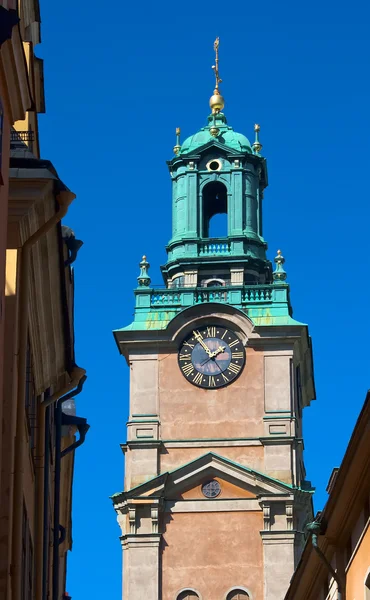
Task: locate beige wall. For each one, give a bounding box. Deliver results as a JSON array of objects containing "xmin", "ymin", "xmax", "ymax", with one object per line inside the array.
[
  {"xmin": 346, "ymin": 523, "xmax": 370, "ymax": 599},
  {"xmin": 161, "ymin": 511, "xmax": 263, "ymax": 600},
  {"xmin": 159, "ymin": 348, "xmax": 265, "ymax": 441}
]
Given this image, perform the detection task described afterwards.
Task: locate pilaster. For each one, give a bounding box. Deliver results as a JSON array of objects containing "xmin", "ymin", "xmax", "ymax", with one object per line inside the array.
[
  {"xmin": 260, "ymin": 531, "xmax": 298, "ymax": 600},
  {"xmin": 121, "ymin": 534, "xmax": 161, "ymax": 600}
]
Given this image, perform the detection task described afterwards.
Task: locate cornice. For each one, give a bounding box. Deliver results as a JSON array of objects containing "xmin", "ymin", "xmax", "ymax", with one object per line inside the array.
[{"xmin": 0, "ymin": 23, "xmax": 33, "ymax": 122}]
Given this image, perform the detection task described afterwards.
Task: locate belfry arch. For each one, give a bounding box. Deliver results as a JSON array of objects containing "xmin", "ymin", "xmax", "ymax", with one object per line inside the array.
[{"xmin": 202, "ymin": 181, "xmax": 228, "ymax": 237}]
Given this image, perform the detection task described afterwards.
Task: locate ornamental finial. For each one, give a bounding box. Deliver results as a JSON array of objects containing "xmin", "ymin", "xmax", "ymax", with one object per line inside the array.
[
  {"xmin": 212, "ymin": 37, "xmax": 222, "ymax": 91},
  {"xmin": 137, "ymin": 255, "xmax": 151, "ymax": 287},
  {"xmin": 209, "ymin": 37, "xmax": 225, "ymax": 114},
  {"xmin": 273, "ymin": 249, "xmax": 287, "ymax": 282},
  {"xmin": 252, "ymin": 123, "xmax": 263, "ymax": 155},
  {"xmin": 173, "ymin": 127, "xmax": 181, "ymax": 155}
]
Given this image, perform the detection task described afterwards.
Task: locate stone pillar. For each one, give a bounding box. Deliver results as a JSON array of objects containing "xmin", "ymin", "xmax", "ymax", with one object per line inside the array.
[
  {"xmin": 260, "ymin": 531, "xmax": 297, "ymax": 600},
  {"xmin": 230, "ymin": 268, "xmax": 244, "ymax": 286},
  {"xmin": 122, "ymin": 534, "xmax": 161, "ymax": 600},
  {"xmin": 184, "ymin": 270, "xmax": 198, "ymax": 287},
  {"xmin": 125, "ymin": 354, "xmax": 159, "ymax": 489}
]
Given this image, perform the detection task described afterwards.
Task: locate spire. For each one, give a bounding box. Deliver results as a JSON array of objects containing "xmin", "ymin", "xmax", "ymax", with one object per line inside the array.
[
  {"xmin": 173, "ymin": 127, "xmax": 181, "ymax": 155},
  {"xmin": 273, "ymin": 250, "xmax": 287, "ymax": 282},
  {"xmin": 137, "ymin": 255, "xmax": 151, "ymax": 287},
  {"xmin": 252, "ymin": 124, "xmax": 263, "ymax": 155},
  {"xmin": 209, "ymin": 37, "xmax": 225, "ymax": 114}
]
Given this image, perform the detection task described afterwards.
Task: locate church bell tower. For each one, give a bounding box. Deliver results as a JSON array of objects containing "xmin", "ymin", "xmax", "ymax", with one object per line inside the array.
[{"xmin": 112, "ymin": 39, "xmax": 316, "ymax": 600}]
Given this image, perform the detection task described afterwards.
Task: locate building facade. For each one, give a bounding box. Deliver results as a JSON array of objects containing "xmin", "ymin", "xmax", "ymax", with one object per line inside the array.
[
  {"xmin": 284, "ymin": 391, "xmax": 370, "ymax": 600},
  {"xmin": 0, "ymin": 2, "xmax": 88, "ymax": 599},
  {"xmin": 112, "ymin": 42, "xmax": 316, "ymax": 600}
]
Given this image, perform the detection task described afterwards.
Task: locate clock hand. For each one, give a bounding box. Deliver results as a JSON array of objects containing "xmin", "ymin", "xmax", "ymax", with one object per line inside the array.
[
  {"xmin": 193, "ymin": 330, "xmax": 212, "ymax": 356},
  {"xmin": 213, "ymin": 345, "xmax": 225, "ymax": 357},
  {"xmin": 200, "ymin": 346, "xmax": 226, "ymax": 365}
]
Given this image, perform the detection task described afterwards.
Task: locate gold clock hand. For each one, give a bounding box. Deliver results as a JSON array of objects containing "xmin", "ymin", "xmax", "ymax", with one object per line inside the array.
[
  {"xmin": 193, "ymin": 330, "xmax": 212, "ymax": 356},
  {"xmin": 211, "ymin": 346, "xmax": 225, "ymax": 358}
]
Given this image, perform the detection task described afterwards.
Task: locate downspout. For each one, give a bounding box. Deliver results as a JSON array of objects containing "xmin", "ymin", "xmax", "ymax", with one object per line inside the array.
[
  {"xmin": 306, "ymin": 521, "xmax": 345, "ymax": 600},
  {"xmin": 52, "ymin": 375, "xmax": 87, "ymax": 600},
  {"xmin": 11, "ymin": 188, "xmax": 75, "ymax": 600},
  {"xmin": 42, "ymin": 405, "xmax": 50, "ymax": 600},
  {"xmin": 61, "ymin": 415, "xmax": 90, "ymax": 458},
  {"xmin": 36, "ymin": 367, "xmax": 86, "ymax": 600}
]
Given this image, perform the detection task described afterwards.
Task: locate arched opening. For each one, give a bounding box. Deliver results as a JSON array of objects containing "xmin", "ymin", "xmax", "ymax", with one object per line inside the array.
[
  {"xmin": 202, "ymin": 181, "xmax": 228, "ymax": 238},
  {"xmin": 177, "ymin": 591, "xmax": 200, "ymax": 600},
  {"xmin": 226, "ymin": 591, "xmax": 250, "ymax": 600}
]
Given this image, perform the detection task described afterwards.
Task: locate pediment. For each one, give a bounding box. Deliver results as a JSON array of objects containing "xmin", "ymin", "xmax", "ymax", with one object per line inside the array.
[
  {"xmin": 185, "ymin": 140, "xmax": 244, "ymax": 158},
  {"xmin": 113, "ymin": 453, "xmax": 294, "ymax": 505}
]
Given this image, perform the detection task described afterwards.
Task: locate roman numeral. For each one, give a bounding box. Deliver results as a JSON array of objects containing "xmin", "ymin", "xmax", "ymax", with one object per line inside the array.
[
  {"xmin": 228, "ymin": 339, "xmax": 239, "ymax": 348},
  {"xmin": 206, "ymin": 326, "xmax": 216, "ymax": 338},
  {"xmin": 231, "ymin": 352, "xmax": 244, "ymax": 359},
  {"xmin": 182, "ymin": 363, "xmax": 194, "ymax": 376},
  {"xmin": 193, "ymin": 329, "xmax": 203, "ymax": 340},
  {"xmin": 193, "ymin": 372, "xmax": 203, "ymax": 385},
  {"xmin": 179, "ymin": 353, "xmax": 190, "ymax": 361},
  {"xmin": 208, "ymin": 375, "xmax": 216, "ymax": 387},
  {"xmin": 221, "ymin": 372, "xmax": 229, "ymax": 383},
  {"xmin": 228, "ymin": 362, "xmax": 241, "ymax": 374},
  {"xmin": 221, "ymin": 330, "xmax": 228, "ymax": 339},
  {"xmin": 183, "ymin": 341, "xmax": 195, "ymax": 349}
]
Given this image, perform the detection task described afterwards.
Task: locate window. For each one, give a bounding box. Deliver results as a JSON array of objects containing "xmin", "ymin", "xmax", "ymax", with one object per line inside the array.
[
  {"xmin": 177, "ymin": 591, "xmax": 199, "ymax": 600},
  {"xmin": 170, "ymin": 275, "xmax": 185, "ymax": 289},
  {"xmin": 21, "ymin": 504, "xmax": 33, "ymax": 600},
  {"xmin": 226, "ymin": 591, "xmax": 250, "ymax": 600},
  {"xmin": 202, "ymin": 480, "xmax": 221, "ymax": 498},
  {"xmin": 206, "ymin": 279, "xmax": 225, "ymax": 288},
  {"xmin": 202, "ymin": 181, "xmax": 227, "ymax": 237}
]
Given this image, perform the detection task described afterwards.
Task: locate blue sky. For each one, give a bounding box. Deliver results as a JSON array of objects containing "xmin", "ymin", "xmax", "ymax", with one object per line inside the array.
[{"xmin": 37, "ymin": 1, "xmax": 370, "ymax": 597}]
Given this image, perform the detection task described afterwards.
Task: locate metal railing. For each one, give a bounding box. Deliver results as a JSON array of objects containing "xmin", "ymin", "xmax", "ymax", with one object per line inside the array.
[{"xmin": 10, "ymin": 130, "xmax": 35, "ymax": 151}]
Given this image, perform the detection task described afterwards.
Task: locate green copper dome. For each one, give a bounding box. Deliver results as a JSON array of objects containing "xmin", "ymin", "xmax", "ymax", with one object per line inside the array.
[{"xmin": 179, "ymin": 113, "xmax": 252, "ymax": 155}]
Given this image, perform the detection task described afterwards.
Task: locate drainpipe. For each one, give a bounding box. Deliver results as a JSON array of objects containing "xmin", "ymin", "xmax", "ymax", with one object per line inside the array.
[
  {"xmin": 52, "ymin": 376, "xmax": 87, "ymax": 600},
  {"xmin": 11, "ymin": 188, "xmax": 75, "ymax": 600},
  {"xmin": 306, "ymin": 521, "xmax": 345, "ymax": 600},
  {"xmin": 35, "ymin": 368, "xmax": 86, "ymax": 600},
  {"xmin": 42, "ymin": 405, "xmax": 50, "ymax": 600},
  {"xmin": 61, "ymin": 415, "xmax": 90, "ymax": 458}
]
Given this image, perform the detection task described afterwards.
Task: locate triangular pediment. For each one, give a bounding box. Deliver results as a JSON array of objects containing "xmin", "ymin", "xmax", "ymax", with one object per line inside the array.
[
  {"xmin": 112, "ymin": 453, "xmax": 294, "ymax": 505},
  {"xmin": 181, "ymin": 140, "xmax": 245, "ymax": 158}
]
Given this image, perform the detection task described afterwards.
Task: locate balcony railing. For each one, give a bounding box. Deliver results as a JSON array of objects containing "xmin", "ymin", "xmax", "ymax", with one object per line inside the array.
[
  {"xmin": 199, "ymin": 239, "xmax": 231, "ymax": 255},
  {"xmin": 10, "ymin": 130, "xmax": 35, "ymax": 151},
  {"xmin": 147, "ymin": 284, "xmax": 275, "ymax": 308}
]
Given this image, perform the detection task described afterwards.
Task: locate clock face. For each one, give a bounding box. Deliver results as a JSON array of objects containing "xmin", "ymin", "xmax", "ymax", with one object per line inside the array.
[{"xmin": 178, "ymin": 325, "xmax": 245, "ymax": 389}]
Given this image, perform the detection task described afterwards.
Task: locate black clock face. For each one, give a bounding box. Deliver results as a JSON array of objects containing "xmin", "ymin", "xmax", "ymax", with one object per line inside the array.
[{"xmin": 178, "ymin": 325, "xmax": 245, "ymax": 389}]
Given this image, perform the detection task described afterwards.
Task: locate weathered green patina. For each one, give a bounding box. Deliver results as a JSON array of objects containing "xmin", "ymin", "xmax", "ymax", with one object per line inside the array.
[
  {"xmin": 114, "ymin": 110, "xmax": 306, "ymax": 334},
  {"xmin": 180, "ymin": 113, "xmax": 252, "ymax": 155}
]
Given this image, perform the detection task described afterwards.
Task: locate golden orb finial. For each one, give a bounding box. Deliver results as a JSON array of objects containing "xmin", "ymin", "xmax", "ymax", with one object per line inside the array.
[
  {"xmin": 209, "ymin": 37, "xmax": 225, "ymax": 114},
  {"xmin": 173, "ymin": 127, "xmax": 181, "ymax": 155},
  {"xmin": 252, "ymin": 123, "xmax": 263, "ymax": 155}
]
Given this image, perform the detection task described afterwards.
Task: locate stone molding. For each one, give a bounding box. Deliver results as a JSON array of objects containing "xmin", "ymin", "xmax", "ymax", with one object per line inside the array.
[
  {"xmin": 165, "ymin": 498, "xmax": 261, "ymax": 513},
  {"xmin": 260, "ymin": 531, "xmax": 297, "ymax": 544},
  {"xmin": 121, "ymin": 533, "xmax": 161, "ymax": 550}
]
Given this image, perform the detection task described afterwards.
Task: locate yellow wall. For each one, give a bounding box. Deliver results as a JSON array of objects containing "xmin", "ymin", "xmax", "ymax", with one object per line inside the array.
[{"xmin": 346, "ymin": 521, "xmax": 370, "ymax": 599}]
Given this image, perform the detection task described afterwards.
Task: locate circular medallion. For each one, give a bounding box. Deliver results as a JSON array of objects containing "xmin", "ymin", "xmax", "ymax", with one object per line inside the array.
[
  {"xmin": 178, "ymin": 325, "xmax": 245, "ymax": 388},
  {"xmin": 202, "ymin": 480, "xmax": 221, "ymax": 498}
]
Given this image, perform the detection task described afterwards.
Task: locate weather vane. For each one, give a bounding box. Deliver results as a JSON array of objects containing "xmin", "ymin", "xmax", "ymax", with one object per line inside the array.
[{"xmin": 212, "ymin": 37, "xmax": 222, "ymax": 90}]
